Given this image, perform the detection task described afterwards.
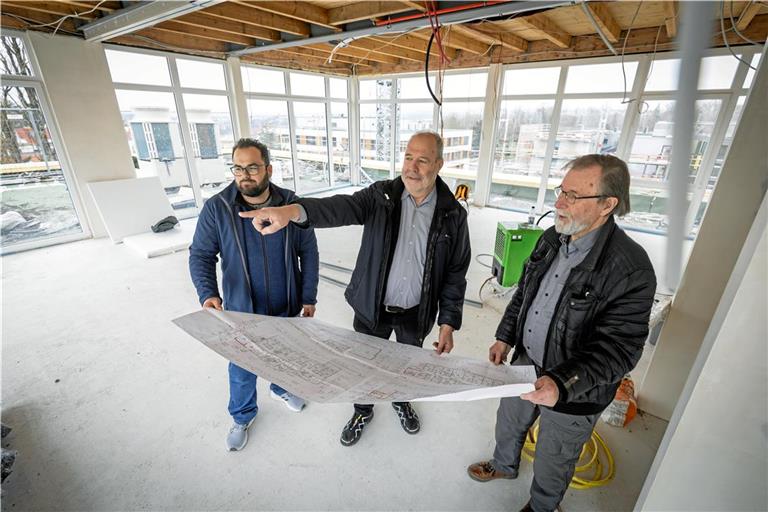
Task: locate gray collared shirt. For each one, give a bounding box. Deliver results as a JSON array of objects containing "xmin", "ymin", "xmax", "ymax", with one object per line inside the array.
[
  {"xmin": 522, "ymin": 226, "xmax": 602, "ymax": 367},
  {"xmin": 383, "ymin": 187, "xmax": 437, "ymax": 309}
]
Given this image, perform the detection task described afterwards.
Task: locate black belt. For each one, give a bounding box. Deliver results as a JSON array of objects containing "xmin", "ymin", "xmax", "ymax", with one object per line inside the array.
[{"xmin": 384, "ymin": 305, "xmax": 418, "ymax": 314}]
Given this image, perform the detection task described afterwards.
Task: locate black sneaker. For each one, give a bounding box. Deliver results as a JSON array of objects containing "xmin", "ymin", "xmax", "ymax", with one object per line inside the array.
[
  {"xmin": 392, "ymin": 402, "xmax": 420, "ymax": 434},
  {"xmin": 340, "ymin": 411, "xmax": 374, "ymax": 446}
]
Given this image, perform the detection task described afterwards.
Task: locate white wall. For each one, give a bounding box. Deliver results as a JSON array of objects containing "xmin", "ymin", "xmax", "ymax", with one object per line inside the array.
[
  {"xmin": 28, "ymin": 32, "xmax": 136, "ymax": 238},
  {"xmin": 637, "ymin": 210, "xmax": 767, "ymax": 511}
]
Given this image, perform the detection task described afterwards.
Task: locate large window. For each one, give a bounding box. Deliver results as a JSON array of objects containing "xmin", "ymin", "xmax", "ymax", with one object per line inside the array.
[
  {"xmin": 242, "ymin": 65, "xmax": 350, "ymax": 193},
  {"xmin": 486, "ymin": 50, "xmax": 757, "ymax": 236},
  {"xmin": 106, "ymin": 49, "xmax": 235, "ymax": 214},
  {"xmin": 1, "ymin": 34, "xmax": 85, "ymax": 251}
]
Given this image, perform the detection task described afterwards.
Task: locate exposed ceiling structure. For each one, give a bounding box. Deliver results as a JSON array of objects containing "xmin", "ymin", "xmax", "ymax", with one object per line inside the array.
[{"xmin": 1, "ymin": 1, "xmax": 766, "ymax": 76}]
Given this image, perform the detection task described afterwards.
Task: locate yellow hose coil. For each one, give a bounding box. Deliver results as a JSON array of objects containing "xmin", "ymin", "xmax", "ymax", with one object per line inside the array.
[{"xmin": 521, "ymin": 422, "xmax": 615, "ymax": 490}]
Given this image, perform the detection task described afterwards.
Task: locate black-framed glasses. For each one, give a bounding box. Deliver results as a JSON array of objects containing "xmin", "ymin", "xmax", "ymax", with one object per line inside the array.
[
  {"xmin": 229, "ymin": 164, "xmax": 266, "ymax": 176},
  {"xmin": 554, "ymin": 186, "xmax": 606, "ymax": 205}
]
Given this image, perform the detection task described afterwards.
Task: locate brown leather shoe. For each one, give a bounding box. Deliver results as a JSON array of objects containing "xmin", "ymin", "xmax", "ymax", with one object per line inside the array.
[{"xmin": 467, "ymin": 460, "xmax": 518, "ymax": 482}]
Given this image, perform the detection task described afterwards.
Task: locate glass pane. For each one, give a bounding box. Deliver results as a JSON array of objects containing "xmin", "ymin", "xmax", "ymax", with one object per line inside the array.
[
  {"xmin": 329, "ymin": 78, "xmax": 348, "ymax": 99},
  {"xmin": 565, "ymin": 62, "xmax": 637, "ymax": 94},
  {"xmin": 0, "ymin": 35, "xmax": 33, "ymax": 76},
  {"xmin": 441, "ymin": 72, "xmax": 487, "ymax": 99},
  {"xmin": 177, "ymin": 58, "xmax": 225, "ymax": 90},
  {"xmin": 330, "ymin": 102, "xmax": 350, "ymax": 185},
  {"xmin": 743, "ymin": 54, "xmax": 762, "ymax": 88},
  {"xmin": 290, "ymin": 72, "xmax": 325, "ymax": 97},
  {"xmin": 115, "ymin": 89, "xmax": 194, "ymax": 211},
  {"xmin": 1, "ymin": 86, "xmax": 82, "ymax": 247},
  {"xmin": 698, "ymin": 55, "xmax": 739, "ymax": 90},
  {"xmin": 644, "ymin": 58, "xmax": 679, "ymax": 91},
  {"xmin": 293, "ymin": 102, "xmax": 329, "ymax": 192},
  {"xmin": 648, "ymin": 55, "xmax": 744, "ymax": 92},
  {"xmin": 490, "ymin": 100, "xmax": 555, "ymax": 210},
  {"xmin": 503, "ymin": 66, "xmax": 560, "ymax": 95},
  {"xmin": 395, "ymin": 102, "xmax": 434, "ymax": 172},
  {"xmin": 693, "ymin": 97, "xmax": 744, "ymax": 230},
  {"xmin": 241, "ymin": 66, "xmax": 285, "ymax": 94},
  {"xmin": 360, "ymin": 79, "xmax": 393, "ymax": 100},
  {"xmin": 105, "ymin": 49, "xmax": 171, "ymax": 86},
  {"xmin": 439, "ymin": 102, "xmax": 483, "ymax": 194},
  {"xmin": 398, "ymin": 76, "xmax": 435, "ymax": 99},
  {"xmin": 622, "ymin": 99, "xmax": 722, "ymax": 232},
  {"xmin": 183, "ymin": 94, "xmax": 234, "ymax": 200},
  {"xmin": 546, "ymin": 98, "xmax": 627, "ymax": 207},
  {"xmin": 360, "ymin": 103, "xmax": 393, "ymax": 182},
  {"xmin": 246, "ymin": 99, "xmax": 292, "ymax": 189}
]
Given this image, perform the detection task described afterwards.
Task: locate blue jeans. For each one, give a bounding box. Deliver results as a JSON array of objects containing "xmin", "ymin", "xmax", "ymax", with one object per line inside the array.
[{"xmin": 228, "ymin": 362, "xmax": 289, "ymax": 425}]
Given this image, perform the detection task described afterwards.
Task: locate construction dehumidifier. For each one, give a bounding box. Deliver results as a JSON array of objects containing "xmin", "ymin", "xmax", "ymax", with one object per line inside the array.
[{"xmin": 492, "ymin": 221, "xmax": 544, "ymax": 287}]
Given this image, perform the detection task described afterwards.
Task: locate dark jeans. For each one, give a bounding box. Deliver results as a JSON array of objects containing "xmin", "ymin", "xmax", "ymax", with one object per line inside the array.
[{"xmin": 352, "ymin": 307, "xmax": 422, "ymax": 415}]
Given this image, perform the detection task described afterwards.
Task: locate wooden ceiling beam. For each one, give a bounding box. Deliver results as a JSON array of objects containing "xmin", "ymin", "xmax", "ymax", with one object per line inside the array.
[
  {"xmin": 125, "ymin": 28, "xmax": 229, "ymax": 53},
  {"xmin": 348, "ymin": 37, "xmax": 431, "ymax": 63},
  {"xmin": 272, "ymin": 47, "xmax": 373, "ymax": 68},
  {"xmin": 155, "ymin": 20, "xmax": 256, "ymax": 47},
  {"xmin": 664, "ymin": 1, "xmax": 678, "ymax": 39},
  {"xmin": 516, "ymin": 13, "xmax": 571, "ymax": 48},
  {"xmin": 242, "ymin": 53, "xmax": 352, "ymax": 75},
  {"xmin": 358, "ymin": 15, "xmax": 768, "ymax": 76},
  {"xmin": 202, "ymin": 3, "xmax": 310, "ymax": 37},
  {"xmin": 327, "ymin": 2, "xmax": 418, "ymax": 26},
  {"xmin": 0, "ymin": 6, "xmax": 81, "ymax": 34},
  {"xmin": 583, "ymin": 2, "xmax": 621, "ymax": 43},
  {"xmin": 410, "ymin": 27, "xmax": 491, "ymax": 55},
  {"xmin": 57, "ymin": 1, "xmax": 118, "ymax": 12},
  {"xmin": 369, "ymin": 34, "xmax": 459, "ymax": 60},
  {"xmin": 736, "ymin": 1, "xmax": 764, "ymax": 31},
  {"xmin": 452, "ymin": 24, "xmax": 527, "ymax": 52},
  {"xmin": 305, "ymin": 43, "xmax": 401, "ymax": 65},
  {"xmin": 239, "ymin": 1, "xmax": 340, "ymax": 31},
  {"xmin": 2, "ymin": 1, "xmax": 100, "ymax": 21},
  {"xmin": 174, "ymin": 12, "xmax": 280, "ymax": 43}
]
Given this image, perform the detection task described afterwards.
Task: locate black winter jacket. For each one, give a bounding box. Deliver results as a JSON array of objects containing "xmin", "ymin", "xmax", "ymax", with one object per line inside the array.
[
  {"xmin": 495, "ymin": 216, "xmax": 656, "ymax": 415},
  {"xmin": 297, "ymin": 176, "xmax": 471, "ymax": 342}
]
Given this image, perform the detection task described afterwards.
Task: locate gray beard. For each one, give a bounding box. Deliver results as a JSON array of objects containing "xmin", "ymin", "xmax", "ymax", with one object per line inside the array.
[{"xmin": 555, "ymin": 216, "xmax": 589, "ymax": 236}]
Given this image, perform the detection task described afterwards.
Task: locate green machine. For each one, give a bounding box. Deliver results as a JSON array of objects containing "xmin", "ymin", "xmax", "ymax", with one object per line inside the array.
[{"xmin": 492, "ymin": 221, "xmax": 544, "ymax": 287}]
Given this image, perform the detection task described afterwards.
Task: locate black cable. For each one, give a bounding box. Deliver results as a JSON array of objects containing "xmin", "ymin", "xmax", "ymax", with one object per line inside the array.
[
  {"xmin": 536, "ymin": 210, "xmax": 554, "ymax": 226},
  {"xmin": 478, "ymin": 276, "xmax": 495, "ymax": 303},
  {"xmin": 426, "ymin": 31, "xmax": 442, "ymax": 106},
  {"xmin": 475, "ymin": 253, "xmax": 494, "ymax": 269}
]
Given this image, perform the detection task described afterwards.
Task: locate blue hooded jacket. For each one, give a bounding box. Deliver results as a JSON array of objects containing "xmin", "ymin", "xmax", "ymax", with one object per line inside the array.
[{"xmin": 189, "ymin": 181, "xmax": 319, "ymax": 316}]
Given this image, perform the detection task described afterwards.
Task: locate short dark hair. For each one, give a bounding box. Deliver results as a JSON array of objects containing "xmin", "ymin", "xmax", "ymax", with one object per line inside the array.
[
  {"xmin": 565, "ymin": 154, "xmax": 631, "ymax": 217},
  {"xmin": 231, "ymin": 138, "xmax": 270, "ymax": 166}
]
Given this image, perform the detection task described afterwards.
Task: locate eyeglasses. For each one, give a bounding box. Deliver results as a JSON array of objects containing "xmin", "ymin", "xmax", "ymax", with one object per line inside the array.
[
  {"xmin": 554, "ymin": 186, "xmax": 607, "ymax": 205},
  {"xmin": 229, "ymin": 164, "xmax": 266, "ymax": 176}
]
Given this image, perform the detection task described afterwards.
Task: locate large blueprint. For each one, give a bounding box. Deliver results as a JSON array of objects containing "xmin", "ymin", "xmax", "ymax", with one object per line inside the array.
[{"xmin": 173, "ymin": 309, "xmax": 536, "ymax": 403}]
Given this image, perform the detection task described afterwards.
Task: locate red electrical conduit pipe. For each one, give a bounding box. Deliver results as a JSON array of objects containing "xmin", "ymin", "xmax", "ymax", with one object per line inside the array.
[{"xmin": 374, "ymin": 1, "xmax": 512, "ymax": 26}]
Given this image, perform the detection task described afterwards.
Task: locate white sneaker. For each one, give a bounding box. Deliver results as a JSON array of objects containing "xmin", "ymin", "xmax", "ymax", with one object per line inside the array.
[
  {"xmin": 226, "ymin": 418, "xmax": 254, "ymax": 451},
  {"xmin": 270, "ymin": 390, "xmax": 306, "ymax": 412}
]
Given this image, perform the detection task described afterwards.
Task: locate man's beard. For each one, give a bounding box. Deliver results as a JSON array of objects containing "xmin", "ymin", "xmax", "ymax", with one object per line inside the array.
[
  {"xmin": 554, "ymin": 210, "xmax": 589, "ymax": 236},
  {"xmin": 237, "ymin": 177, "xmax": 269, "ymax": 198}
]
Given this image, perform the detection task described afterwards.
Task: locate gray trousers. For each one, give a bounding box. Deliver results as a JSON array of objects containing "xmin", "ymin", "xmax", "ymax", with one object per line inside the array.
[{"xmin": 491, "ymin": 353, "xmax": 600, "ymax": 512}]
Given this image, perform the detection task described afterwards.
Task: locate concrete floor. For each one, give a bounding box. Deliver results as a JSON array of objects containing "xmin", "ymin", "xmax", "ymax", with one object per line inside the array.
[{"xmin": 1, "ymin": 194, "xmax": 675, "ymax": 511}]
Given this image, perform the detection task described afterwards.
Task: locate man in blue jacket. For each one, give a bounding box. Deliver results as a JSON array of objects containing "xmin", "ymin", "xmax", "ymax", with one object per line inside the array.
[{"xmin": 189, "ymin": 138, "xmax": 319, "ymax": 452}]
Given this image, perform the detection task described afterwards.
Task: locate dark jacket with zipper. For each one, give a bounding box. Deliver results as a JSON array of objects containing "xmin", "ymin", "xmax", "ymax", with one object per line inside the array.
[
  {"xmin": 297, "ymin": 176, "xmax": 471, "ymax": 342},
  {"xmin": 495, "ymin": 216, "xmax": 656, "ymax": 415},
  {"xmin": 189, "ymin": 181, "xmax": 319, "ymax": 316}
]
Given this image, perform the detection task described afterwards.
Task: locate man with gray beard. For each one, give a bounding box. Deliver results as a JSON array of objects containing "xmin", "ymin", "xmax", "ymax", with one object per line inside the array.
[{"xmin": 467, "ymin": 155, "xmax": 656, "ymax": 512}]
